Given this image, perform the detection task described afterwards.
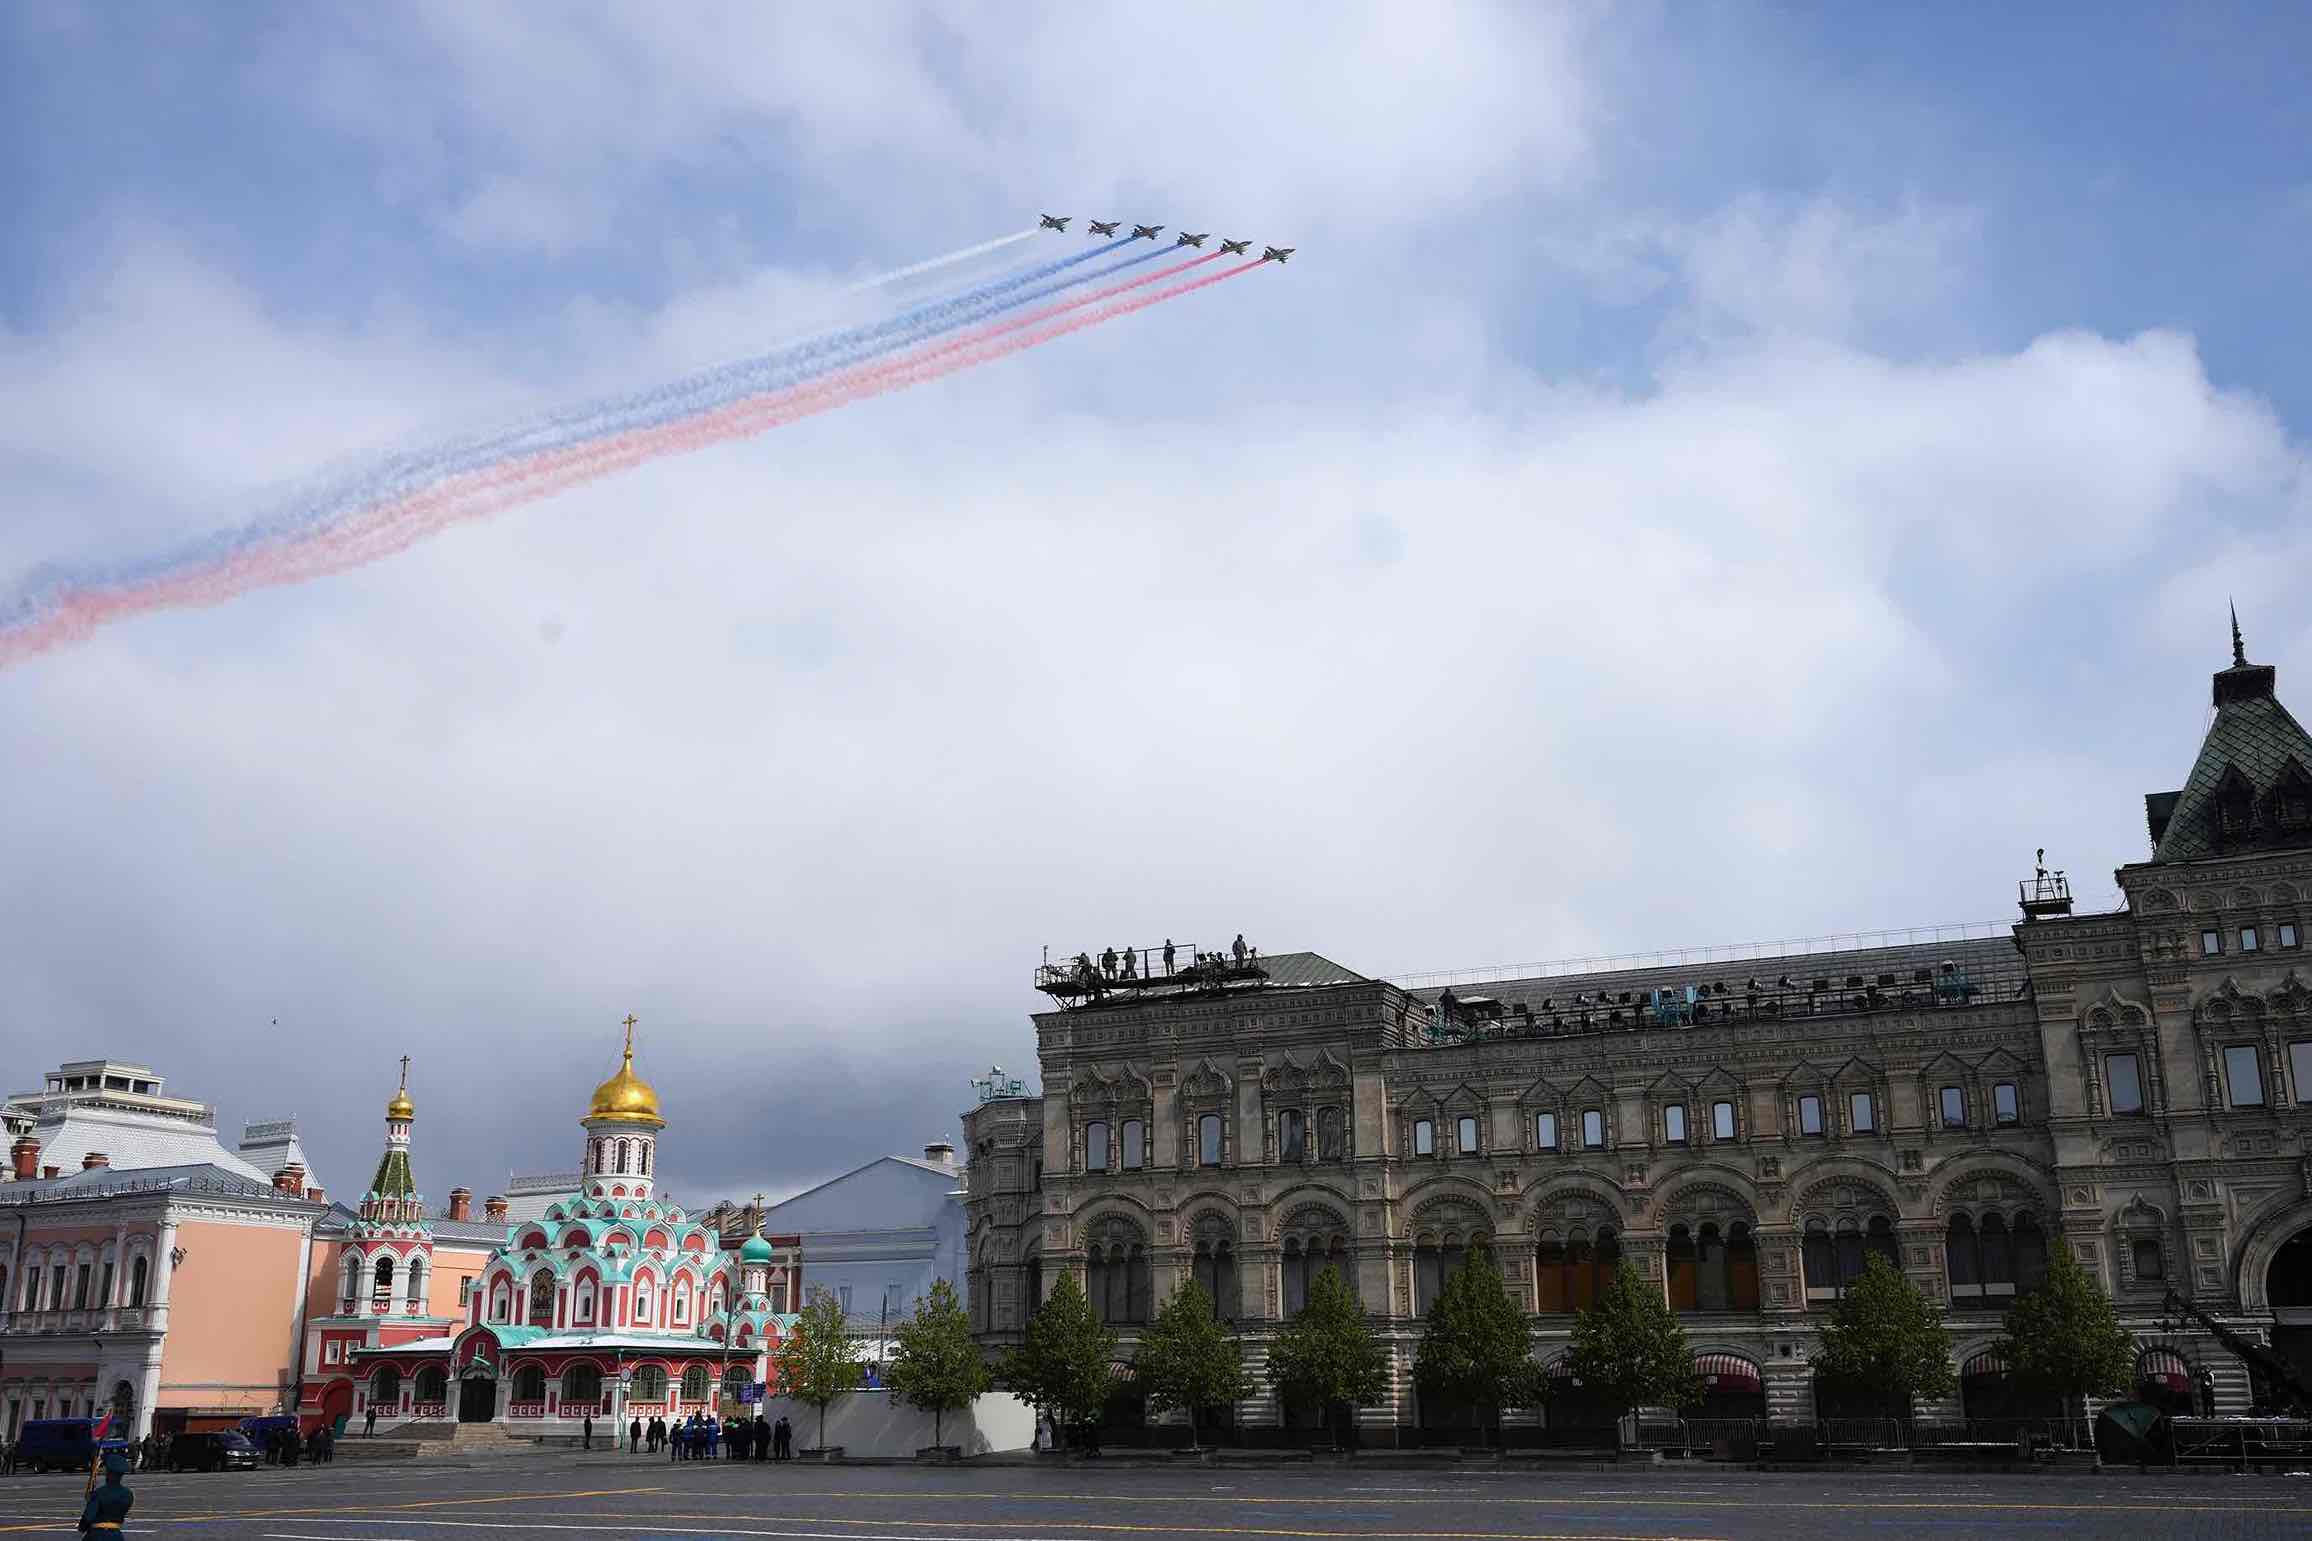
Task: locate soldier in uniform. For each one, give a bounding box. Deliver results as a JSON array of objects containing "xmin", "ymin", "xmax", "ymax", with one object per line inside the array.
[{"xmin": 79, "ymin": 1459, "xmax": 134, "ymax": 1535}]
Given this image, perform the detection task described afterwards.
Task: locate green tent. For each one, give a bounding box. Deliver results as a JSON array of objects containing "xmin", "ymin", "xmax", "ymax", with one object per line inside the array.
[{"xmin": 2093, "ymin": 1401, "xmax": 2166, "ymax": 1464}]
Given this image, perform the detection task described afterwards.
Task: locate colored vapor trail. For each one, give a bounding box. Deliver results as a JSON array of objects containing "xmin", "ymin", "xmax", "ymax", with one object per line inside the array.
[{"xmin": 0, "ymin": 228, "xmax": 1268, "ymax": 667}]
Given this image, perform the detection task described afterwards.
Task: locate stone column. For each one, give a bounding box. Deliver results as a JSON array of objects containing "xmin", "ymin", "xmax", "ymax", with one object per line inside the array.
[{"xmin": 149, "ymin": 1219, "xmax": 180, "ymax": 1333}]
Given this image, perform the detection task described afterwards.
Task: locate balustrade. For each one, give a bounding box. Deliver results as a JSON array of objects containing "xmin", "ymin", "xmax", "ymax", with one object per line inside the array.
[
  {"xmin": 505, "ymin": 1400, "xmax": 548, "ymax": 1418},
  {"xmin": 408, "ymin": 1402, "xmax": 448, "ymax": 1419}
]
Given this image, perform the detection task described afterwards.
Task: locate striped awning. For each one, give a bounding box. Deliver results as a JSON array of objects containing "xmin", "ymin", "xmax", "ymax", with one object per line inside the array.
[
  {"xmin": 1962, "ymin": 1351, "xmax": 2011, "ymax": 1378},
  {"xmin": 1693, "ymin": 1353, "xmax": 1761, "ymax": 1392},
  {"xmin": 1545, "ymin": 1357, "xmax": 1581, "ymax": 1382},
  {"xmin": 2137, "ymin": 1348, "xmax": 2191, "ymax": 1391}
]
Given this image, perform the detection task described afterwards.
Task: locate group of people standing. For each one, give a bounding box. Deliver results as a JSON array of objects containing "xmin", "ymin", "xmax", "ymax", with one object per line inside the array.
[{"xmin": 627, "ymin": 1411, "xmax": 795, "ymax": 1461}]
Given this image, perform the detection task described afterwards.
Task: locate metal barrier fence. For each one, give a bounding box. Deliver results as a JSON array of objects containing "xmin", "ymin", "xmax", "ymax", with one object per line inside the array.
[{"xmin": 2168, "ymin": 1417, "xmax": 2312, "ymax": 1469}]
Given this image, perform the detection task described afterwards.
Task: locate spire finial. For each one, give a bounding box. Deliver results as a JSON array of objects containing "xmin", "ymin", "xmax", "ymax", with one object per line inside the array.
[
  {"xmin": 621, "ymin": 1012, "xmax": 638, "ymax": 1061},
  {"xmin": 398, "ymin": 1054, "xmax": 410, "ymax": 1091},
  {"xmin": 2231, "ymin": 600, "xmax": 2247, "ymax": 668}
]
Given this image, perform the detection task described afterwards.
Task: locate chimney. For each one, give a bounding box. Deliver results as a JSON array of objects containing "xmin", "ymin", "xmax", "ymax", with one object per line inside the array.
[
  {"xmin": 484, "ymin": 1195, "xmax": 509, "ymax": 1221},
  {"xmin": 305, "ymin": 1185, "xmax": 326, "ymax": 1203},
  {"xmin": 448, "ymin": 1187, "xmax": 473, "ymax": 1222},
  {"xmin": 11, "ymin": 1136, "xmax": 37, "ymax": 1180},
  {"xmin": 272, "ymin": 1162, "xmax": 305, "ymax": 1195},
  {"xmin": 82, "ymin": 1151, "xmax": 111, "ymax": 1170},
  {"xmin": 923, "ymin": 1140, "xmax": 957, "ymax": 1168},
  {"xmin": 42, "ymin": 1166, "xmax": 59, "ymax": 1179}
]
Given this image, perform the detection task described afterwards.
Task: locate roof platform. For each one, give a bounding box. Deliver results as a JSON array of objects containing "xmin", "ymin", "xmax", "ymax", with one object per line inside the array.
[{"xmin": 1035, "ymin": 942, "xmax": 1368, "ymax": 1010}]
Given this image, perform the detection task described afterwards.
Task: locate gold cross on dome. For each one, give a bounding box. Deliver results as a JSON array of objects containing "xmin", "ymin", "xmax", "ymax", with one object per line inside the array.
[
  {"xmin": 398, "ymin": 1054, "xmax": 410, "ymax": 1089},
  {"xmin": 621, "ymin": 1013, "xmax": 639, "ymax": 1053}
]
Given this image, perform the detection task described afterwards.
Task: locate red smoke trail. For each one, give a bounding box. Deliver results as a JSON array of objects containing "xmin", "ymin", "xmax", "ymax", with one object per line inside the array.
[{"xmin": 1, "ymin": 258, "xmax": 1266, "ymax": 665}]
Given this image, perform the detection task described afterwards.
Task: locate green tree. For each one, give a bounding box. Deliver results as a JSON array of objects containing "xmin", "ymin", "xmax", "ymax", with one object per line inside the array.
[
  {"xmin": 1265, "ymin": 1265, "xmax": 1389, "ymax": 1449},
  {"xmin": 1568, "ymin": 1260, "xmax": 1701, "ymax": 1430},
  {"xmin": 1997, "ymin": 1241, "xmax": 2135, "ymax": 1445},
  {"xmin": 775, "ymin": 1285, "xmax": 866, "ymax": 1451},
  {"xmin": 1412, "ymin": 1243, "xmax": 1542, "ymax": 1444},
  {"xmin": 1132, "ymin": 1278, "xmax": 1251, "ymax": 1449},
  {"xmin": 1813, "ymin": 1252, "xmax": 1955, "ymax": 1425},
  {"xmin": 883, "ymin": 1277, "xmax": 993, "ymax": 1451},
  {"xmin": 996, "ymin": 1271, "xmax": 1117, "ymax": 1448}
]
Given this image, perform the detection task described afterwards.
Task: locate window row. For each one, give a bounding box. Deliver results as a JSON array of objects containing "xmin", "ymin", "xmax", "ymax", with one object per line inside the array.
[
  {"xmin": 1081, "ymin": 1108, "xmax": 1351, "ymax": 1171},
  {"xmin": 2100, "ymin": 1045, "xmax": 2312, "ymax": 1113},
  {"xmin": 2198, "ymin": 921, "xmax": 2302, "ymax": 957},
  {"xmin": 12, "ymin": 1255, "xmax": 150, "ymax": 1313},
  {"xmin": 1411, "ymin": 1085, "xmax": 2021, "ymax": 1154}
]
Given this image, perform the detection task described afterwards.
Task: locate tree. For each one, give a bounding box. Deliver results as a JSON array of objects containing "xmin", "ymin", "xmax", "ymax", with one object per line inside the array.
[
  {"xmin": 1568, "ymin": 1260, "xmax": 1701, "ymax": 1431},
  {"xmin": 1998, "ymin": 1240, "xmax": 2134, "ymax": 1445},
  {"xmin": 996, "ymin": 1271, "xmax": 1117, "ymax": 1449},
  {"xmin": 1812, "ymin": 1252, "xmax": 1955, "ymax": 1425},
  {"xmin": 883, "ymin": 1277, "xmax": 992, "ymax": 1451},
  {"xmin": 1133, "ymin": 1278, "xmax": 1251, "ymax": 1449},
  {"xmin": 1264, "ymin": 1265, "xmax": 1389, "ymax": 1448},
  {"xmin": 1412, "ymin": 1243, "xmax": 1543, "ymax": 1444},
  {"xmin": 774, "ymin": 1285, "xmax": 864, "ymax": 1451}
]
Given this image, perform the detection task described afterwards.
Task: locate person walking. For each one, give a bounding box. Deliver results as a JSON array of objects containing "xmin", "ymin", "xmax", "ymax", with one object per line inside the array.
[
  {"xmin": 582, "ymin": 1413, "xmax": 593, "ymax": 1452},
  {"xmin": 775, "ymin": 1414, "xmax": 791, "ymax": 1461},
  {"xmin": 629, "ymin": 1415, "xmax": 642, "ymax": 1453},
  {"xmin": 78, "ymin": 1461, "xmax": 134, "ymax": 1535},
  {"xmin": 363, "ymin": 1406, "xmax": 376, "ymax": 1438}
]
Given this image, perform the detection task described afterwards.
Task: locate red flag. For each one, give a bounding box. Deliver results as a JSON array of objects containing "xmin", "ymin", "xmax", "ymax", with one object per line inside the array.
[{"xmin": 90, "ymin": 1411, "xmax": 112, "ymax": 1441}]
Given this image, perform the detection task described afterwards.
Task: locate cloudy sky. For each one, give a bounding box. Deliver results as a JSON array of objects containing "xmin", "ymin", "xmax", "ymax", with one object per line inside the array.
[{"xmin": 3, "ymin": 4, "xmax": 2308, "ymax": 1211}]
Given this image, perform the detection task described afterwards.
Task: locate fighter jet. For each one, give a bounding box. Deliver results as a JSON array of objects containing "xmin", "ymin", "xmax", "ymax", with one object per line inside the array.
[
  {"xmin": 1218, "ymin": 238, "xmax": 1250, "ymax": 255},
  {"xmin": 1261, "ymin": 245, "xmax": 1295, "ymax": 263},
  {"xmin": 1087, "ymin": 220, "xmax": 1120, "ymax": 237},
  {"xmin": 1173, "ymin": 231, "xmax": 1209, "ymax": 248},
  {"xmin": 1039, "ymin": 214, "xmax": 1070, "ymax": 231},
  {"xmin": 1129, "ymin": 223, "xmax": 1164, "ymax": 241}
]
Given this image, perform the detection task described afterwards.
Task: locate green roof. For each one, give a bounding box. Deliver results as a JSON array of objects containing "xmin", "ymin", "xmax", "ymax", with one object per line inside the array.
[{"xmin": 2148, "ymin": 651, "xmax": 2312, "ymax": 862}]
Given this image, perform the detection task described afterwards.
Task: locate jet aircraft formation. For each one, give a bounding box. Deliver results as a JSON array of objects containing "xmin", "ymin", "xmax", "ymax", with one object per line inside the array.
[{"xmin": 1041, "ymin": 215, "xmax": 1294, "ymax": 263}]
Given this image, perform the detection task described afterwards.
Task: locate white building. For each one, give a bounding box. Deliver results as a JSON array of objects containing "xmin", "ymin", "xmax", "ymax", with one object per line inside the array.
[
  {"xmin": 761, "ymin": 1142, "xmax": 967, "ymax": 1339},
  {"xmin": 4, "ymin": 1059, "xmax": 318, "ymax": 1193}
]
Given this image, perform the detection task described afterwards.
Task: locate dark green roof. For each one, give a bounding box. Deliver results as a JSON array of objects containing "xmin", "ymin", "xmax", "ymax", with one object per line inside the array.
[
  {"xmin": 367, "ymin": 1147, "xmax": 417, "ymax": 1201},
  {"xmin": 2147, "ymin": 652, "xmax": 2312, "ymax": 862}
]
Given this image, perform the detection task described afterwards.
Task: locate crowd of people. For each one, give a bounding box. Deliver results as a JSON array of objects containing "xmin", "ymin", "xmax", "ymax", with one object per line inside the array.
[{"xmin": 622, "ymin": 1410, "xmax": 796, "ymax": 1460}]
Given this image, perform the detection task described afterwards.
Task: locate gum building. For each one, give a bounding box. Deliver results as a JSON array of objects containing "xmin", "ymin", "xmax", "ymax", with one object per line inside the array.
[{"xmin": 961, "ymin": 628, "xmax": 2312, "ymax": 1442}]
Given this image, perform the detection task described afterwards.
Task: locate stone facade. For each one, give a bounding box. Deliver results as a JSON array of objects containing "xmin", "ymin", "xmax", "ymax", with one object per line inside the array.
[{"xmin": 961, "ymin": 635, "xmax": 2312, "ymax": 1438}]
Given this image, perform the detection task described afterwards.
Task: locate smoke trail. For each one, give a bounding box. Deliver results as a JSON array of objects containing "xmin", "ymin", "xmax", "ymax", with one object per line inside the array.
[
  {"xmin": 0, "ymin": 249, "xmax": 1267, "ymax": 666},
  {"xmin": 839, "ymin": 227, "xmax": 1040, "ymax": 292}
]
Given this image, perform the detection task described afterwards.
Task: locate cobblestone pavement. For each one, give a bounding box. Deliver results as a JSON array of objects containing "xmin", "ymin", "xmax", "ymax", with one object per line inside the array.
[{"xmin": 5, "ymin": 1459, "xmax": 2312, "ymax": 1539}]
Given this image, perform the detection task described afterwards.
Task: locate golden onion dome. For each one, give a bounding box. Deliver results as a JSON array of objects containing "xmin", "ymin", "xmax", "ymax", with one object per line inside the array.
[
  {"xmin": 386, "ymin": 1087, "xmax": 415, "ymax": 1121},
  {"xmin": 586, "ymin": 1019, "xmax": 664, "ymax": 1127}
]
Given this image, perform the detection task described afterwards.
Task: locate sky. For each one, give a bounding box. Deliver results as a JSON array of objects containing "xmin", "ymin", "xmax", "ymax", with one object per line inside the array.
[{"xmin": 3, "ymin": 3, "xmax": 2308, "ymax": 1211}]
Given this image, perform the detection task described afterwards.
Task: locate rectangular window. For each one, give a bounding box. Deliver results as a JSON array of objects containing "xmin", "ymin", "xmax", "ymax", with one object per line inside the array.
[
  {"xmin": 1456, "ymin": 1114, "xmax": 1479, "ymax": 1154},
  {"xmin": 1940, "ymin": 1085, "xmax": 1966, "ymax": 1128},
  {"xmin": 1712, "ymin": 1100, "xmax": 1736, "ymax": 1140},
  {"xmin": 2225, "ymin": 1044, "xmax": 2265, "ymax": 1107},
  {"xmin": 1581, "ymin": 1108, "xmax": 1605, "ymax": 1149},
  {"xmin": 2108, "ymin": 1053, "xmax": 2144, "ymax": 1115},
  {"xmin": 1799, "ymin": 1095, "xmax": 1824, "ymax": 1136},
  {"xmin": 1994, "ymin": 1082, "xmax": 2019, "ymax": 1122},
  {"xmin": 1413, "ymin": 1118, "xmax": 1434, "ymax": 1157},
  {"xmin": 2293, "ymin": 1042, "xmax": 2312, "ymax": 1104},
  {"xmin": 1084, "ymin": 1121, "xmax": 1109, "ymax": 1172},
  {"xmin": 2242, "ymin": 926, "xmax": 2261, "ymax": 953},
  {"xmin": 1535, "ymin": 1111, "xmax": 1558, "ymax": 1150},
  {"xmin": 1281, "ymin": 1109, "xmax": 1307, "ymax": 1162},
  {"xmin": 1122, "ymin": 1119, "xmax": 1145, "ymax": 1168},
  {"xmin": 325, "ymin": 1341, "xmax": 342, "ymax": 1364},
  {"xmin": 459, "ymin": 1278, "xmax": 473, "ymax": 1307},
  {"xmin": 1199, "ymin": 1113, "xmax": 1224, "ymax": 1166},
  {"xmin": 1849, "ymin": 1092, "xmax": 1875, "ymax": 1133},
  {"xmin": 2201, "ymin": 929, "xmax": 2222, "ymax": 957},
  {"xmin": 1664, "ymin": 1104, "xmax": 1687, "ymax": 1143},
  {"xmin": 2132, "ymin": 1237, "xmax": 2164, "ymax": 1281},
  {"xmin": 73, "ymin": 1265, "xmax": 90, "ymax": 1309},
  {"xmin": 2281, "ymin": 922, "xmax": 2300, "ymax": 949}
]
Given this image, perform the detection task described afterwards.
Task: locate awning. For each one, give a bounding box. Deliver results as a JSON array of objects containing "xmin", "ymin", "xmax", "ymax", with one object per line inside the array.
[
  {"xmin": 1693, "ymin": 1353, "xmax": 1761, "ymax": 1393},
  {"xmin": 1545, "ymin": 1357, "xmax": 1581, "ymax": 1384},
  {"xmin": 2137, "ymin": 1348, "xmax": 2191, "ymax": 1391},
  {"xmin": 1962, "ymin": 1351, "xmax": 2011, "ymax": 1378}
]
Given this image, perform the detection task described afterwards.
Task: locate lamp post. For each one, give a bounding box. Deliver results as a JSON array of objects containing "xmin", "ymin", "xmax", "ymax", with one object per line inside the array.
[{"xmin": 613, "ymin": 1354, "xmax": 631, "ymax": 1453}]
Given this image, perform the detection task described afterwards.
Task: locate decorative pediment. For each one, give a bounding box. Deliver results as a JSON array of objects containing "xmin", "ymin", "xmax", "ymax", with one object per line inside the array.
[
  {"xmin": 1792, "ymin": 1173, "xmax": 1898, "ymax": 1223},
  {"xmin": 1181, "ymin": 1060, "xmax": 1231, "ymax": 1101},
  {"xmin": 2080, "ymin": 986, "xmax": 2153, "ymax": 1033},
  {"xmin": 1654, "ymin": 1177, "xmax": 1757, "ymax": 1226}
]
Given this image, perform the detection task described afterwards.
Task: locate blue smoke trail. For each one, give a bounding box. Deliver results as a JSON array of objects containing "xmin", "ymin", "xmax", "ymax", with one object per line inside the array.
[{"xmin": 1, "ymin": 239, "xmax": 1174, "ymax": 632}]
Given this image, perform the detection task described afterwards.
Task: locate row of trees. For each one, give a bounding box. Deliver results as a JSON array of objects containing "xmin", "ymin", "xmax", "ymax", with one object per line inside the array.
[{"xmin": 774, "ymin": 1238, "xmax": 2140, "ymax": 1450}]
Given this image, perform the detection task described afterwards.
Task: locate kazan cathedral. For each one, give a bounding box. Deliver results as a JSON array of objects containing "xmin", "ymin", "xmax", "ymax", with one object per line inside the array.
[{"xmin": 309, "ymin": 1025, "xmax": 795, "ymax": 1434}]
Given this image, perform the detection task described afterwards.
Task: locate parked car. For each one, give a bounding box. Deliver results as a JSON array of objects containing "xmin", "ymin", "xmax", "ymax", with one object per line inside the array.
[
  {"xmin": 167, "ymin": 1431, "xmax": 260, "ymax": 1472},
  {"xmin": 12, "ymin": 1419, "xmax": 133, "ymax": 1474}
]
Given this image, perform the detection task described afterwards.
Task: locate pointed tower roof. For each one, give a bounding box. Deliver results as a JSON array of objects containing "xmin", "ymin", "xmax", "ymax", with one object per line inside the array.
[{"xmin": 2145, "ymin": 611, "xmax": 2312, "ymax": 861}]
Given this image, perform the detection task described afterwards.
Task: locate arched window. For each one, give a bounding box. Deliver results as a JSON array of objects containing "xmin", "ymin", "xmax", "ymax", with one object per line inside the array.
[
  {"xmin": 1981, "ymin": 1214, "xmax": 2014, "ymax": 1294},
  {"xmin": 415, "ymin": 1365, "xmax": 447, "ymax": 1404},
  {"xmin": 616, "ymin": 1140, "xmax": 630, "ymax": 1175},
  {"xmin": 1316, "ymin": 1106, "xmax": 1345, "ymax": 1161},
  {"xmin": 564, "ymin": 1362, "xmax": 603, "ymax": 1407},
  {"xmin": 511, "ymin": 1363, "xmax": 545, "ymax": 1401},
  {"xmin": 2014, "ymin": 1215, "xmax": 2049, "ymax": 1291},
  {"xmin": 404, "ymin": 1258, "xmax": 426, "ymax": 1312},
  {"xmin": 722, "ymin": 1363, "xmax": 750, "ymax": 1395},
  {"xmin": 338, "ymin": 1254, "xmax": 360, "ymax": 1312},
  {"xmin": 1199, "ymin": 1113, "xmax": 1224, "ymax": 1166},
  {"xmin": 528, "ymin": 1271, "xmax": 556, "ymax": 1326},
  {"xmin": 1191, "ymin": 1216, "xmax": 1237, "ymax": 1319},
  {"xmin": 1282, "ymin": 1213, "xmax": 1352, "ymax": 1316},
  {"xmin": 635, "ymin": 1279, "xmax": 654, "ymax": 1324},
  {"xmin": 1667, "ymin": 1224, "xmax": 1698, "ymax": 1311},
  {"xmin": 1085, "ymin": 1218, "xmax": 1152, "ymax": 1325},
  {"xmin": 369, "ymin": 1366, "xmax": 401, "ymax": 1407},
  {"xmin": 1414, "ymin": 1230, "xmax": 1488, "ymax": 1317},
  {"xmin": 640, "ymin": 1143, "xmax": 650, "ymax": 1175},
  {"xmin": 372, "ymin": 1254, "xmax": 395, "ymax": 1303},
  {"xmin": 1947, "ymin": 1215, "xmax": 1985, "ymax": 1305},
  {"xmin": 1084, "ymin": 1121, "xmax": 1110, "ymax": 1172},
  {"xmin": 681, "ymin": 1364, "xmax": 712, "ymax": 1403},
  {"xmin": 1280, "ymin": 1109, "xmax": 1307, "ymax": 1162},
  {"xmin": 1121, "ymin": 1119, "xmax": 1145, "ymax": 1169},
  {"xmin": 631, "ymin": 1364, "xmax": 666, "ymax": 1402},
  {"xmin": 574, "ymin": 1278, "xmax": 596, "ymax": 1324},
  {"xmin": 1669, "ymin": 1221, "xmax": 1752, "ymax": 1312}
]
